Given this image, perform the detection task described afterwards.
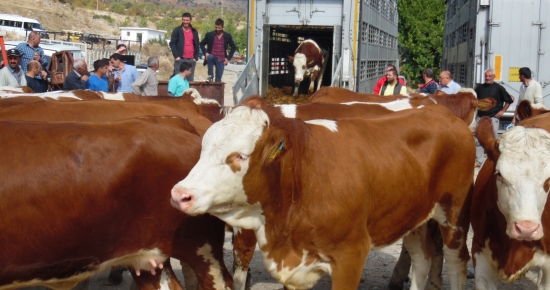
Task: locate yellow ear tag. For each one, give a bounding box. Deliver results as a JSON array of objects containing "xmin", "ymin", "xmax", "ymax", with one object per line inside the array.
[{"xmin": 269, "ymin": 141, "xmax": 284, "ymax": 159}]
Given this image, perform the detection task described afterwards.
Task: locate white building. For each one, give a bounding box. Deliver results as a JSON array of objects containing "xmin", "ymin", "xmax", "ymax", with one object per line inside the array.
[{"xmin": 119, "ymin": 27, "xmax": 167, "ymax": 45}]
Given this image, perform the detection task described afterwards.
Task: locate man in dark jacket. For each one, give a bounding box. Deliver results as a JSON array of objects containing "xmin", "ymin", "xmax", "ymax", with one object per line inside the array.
[
  {"xmin": 200, "ymin": 18, "xmax": 237, "ymax": 82},
  {"xmin": 169, "ymin": 12, "xmax": 199, "ymax": 81},
  {"xmin": 63, "ymin": 59, "xmax": 89, "ymax": 90}
]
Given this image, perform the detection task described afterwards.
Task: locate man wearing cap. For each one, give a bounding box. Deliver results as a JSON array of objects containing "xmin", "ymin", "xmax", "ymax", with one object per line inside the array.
[{"xmin": 0, "ymin": 48, "xmax": 27, "ymax": 87}]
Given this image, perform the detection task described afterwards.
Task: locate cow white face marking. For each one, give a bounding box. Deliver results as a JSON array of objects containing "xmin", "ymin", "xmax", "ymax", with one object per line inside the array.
[
  {"xmin": 291, "ymin": 53, "xmax": 308, "ymax": 82},
  {"xmin": 495, "ymin": 126, "xmax": 550, "ymax": 241},
  {"xmin": 171, "ymin": 106, "xmax": 268, "ymax": 230},
  {"xmin": 275, "ymin": 104, "xmax": 297, "ymax": 118},
  {"xmin": 304, "ymin": 119, "xmax": 338, "ymax": 132}
]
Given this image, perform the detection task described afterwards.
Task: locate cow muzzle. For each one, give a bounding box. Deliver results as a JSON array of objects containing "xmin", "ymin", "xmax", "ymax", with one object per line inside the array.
[
  {"xmin": 509, "ymin": 220, "xmax": 543, "ymax": 241},
  {"xmin": 171, "ymin": 187, "xmax": 195, "ymax": 213}
]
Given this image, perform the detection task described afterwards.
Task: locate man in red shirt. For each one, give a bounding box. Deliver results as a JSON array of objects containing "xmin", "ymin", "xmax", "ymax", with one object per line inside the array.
[
  {"xmin": 373, "ymin": 64, "xmax": 406, "ymax": 94},
  {"xmin": 170, "ymin": 12, "xmax": 200, "ymax": 81},
  {"xmin": 200, "ymin": 18, "xmax": 237, "ymax": 82}
]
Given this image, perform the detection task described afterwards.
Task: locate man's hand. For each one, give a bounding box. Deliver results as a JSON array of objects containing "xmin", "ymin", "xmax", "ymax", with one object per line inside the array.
[
  {"xmin": 81, "ymin": 74, "xmax": 89, "ymax": 82},
  {"xmin": 40, "ymin": 70, "xmax": 47, "ymax": 79},
  {"xmin": 224, "ymin": 58, "xmax": 228, "ymax": 65},
  {"xmin": 495, "ymin": 111, "xmax": 505, "ymax": 118},
  {"xmin": 175, "ymin": 57, "xmax": 181, "ymax": 61}
]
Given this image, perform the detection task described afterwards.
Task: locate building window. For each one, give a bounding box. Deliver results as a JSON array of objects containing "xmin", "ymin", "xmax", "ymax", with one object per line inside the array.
[{"xmin": 127, "ymin": 32, "xmax": 130, "ymax": 36}]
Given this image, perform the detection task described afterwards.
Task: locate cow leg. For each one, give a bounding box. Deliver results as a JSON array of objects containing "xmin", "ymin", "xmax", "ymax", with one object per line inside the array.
[
  {"xmin": 473, "ymin": 250, "xmax": 498, "ymax": 290},
  {"xmin": 181, "ymin": 262, "xmax": 200, "ymax": 290},
  {"xmin": 440, "ymin": 229, "xmax": 468, "ymax": 290},
  {"xmin": 330, "ymin": 241, "xmax": 369, "ymax": 289},
  {"xmin": 293, "ymin": 82, "xmax": 300, "ymax": 97},
  {"xmin": 426, "ymin": 220, "xmax": 443, "ymax": 290},
  {"xmin": 387, "ymin": 244, "xmax": 411, "ymax": 290},
  {"xmin": 402, "ymin": 224, "xmax": 431, "ymax": 290},
  {"xmin": 233, "ymin": 227, "xmax": 256, "ymax": 290},
  {"xmin": 309, "ymin": 70, "xmax": 319, "ymax": 93},
  {"xmin": 103, "ymin": 266, "xmax": 126, "ymax": 286}
]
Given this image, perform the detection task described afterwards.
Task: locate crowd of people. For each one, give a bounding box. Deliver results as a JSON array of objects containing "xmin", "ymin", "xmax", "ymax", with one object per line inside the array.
[{"xmin": 0, "ymin": 13, "xmax": 237, "ymax": 98}]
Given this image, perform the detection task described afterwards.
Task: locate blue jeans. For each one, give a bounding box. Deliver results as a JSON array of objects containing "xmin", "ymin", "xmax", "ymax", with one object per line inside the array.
[{"xmin": 206, "ymin": 54, "xmax": 225, "ymax": 82}]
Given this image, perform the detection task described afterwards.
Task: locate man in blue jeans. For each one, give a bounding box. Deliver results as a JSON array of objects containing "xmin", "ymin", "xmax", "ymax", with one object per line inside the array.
[{"xmin": 200, "ymin": 18, "xmax": 237, "ymax": 82}]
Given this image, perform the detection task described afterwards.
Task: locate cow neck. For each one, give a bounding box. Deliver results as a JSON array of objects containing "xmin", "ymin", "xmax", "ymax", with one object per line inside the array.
[{"xmin": 255, "ymin": 118, "xmax": 311, "ymax": 237}]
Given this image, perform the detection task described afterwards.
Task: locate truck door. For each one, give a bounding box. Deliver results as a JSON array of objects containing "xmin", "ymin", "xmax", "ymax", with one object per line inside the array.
[
  {"xmin": 537, "ymin": 0, "xmax": 550, "ymax": 106},
  {"xmin": 331, "ymin": 25, "xmax": 342, "ymax": 86}
]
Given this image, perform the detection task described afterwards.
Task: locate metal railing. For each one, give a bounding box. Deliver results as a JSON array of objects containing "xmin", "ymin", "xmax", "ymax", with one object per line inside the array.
[{"xmin": 232, "ymin": 55, "xmax": 259, "ymax": 105}]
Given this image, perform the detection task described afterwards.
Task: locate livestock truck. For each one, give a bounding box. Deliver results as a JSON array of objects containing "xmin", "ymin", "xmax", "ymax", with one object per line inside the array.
[
  {"xmin": 441, "ymin": 0, "xmax": 549, "ymax": 134},
  {"xmin": 233, "ymin": 0, "xmax": 399, "ymax": 103}
]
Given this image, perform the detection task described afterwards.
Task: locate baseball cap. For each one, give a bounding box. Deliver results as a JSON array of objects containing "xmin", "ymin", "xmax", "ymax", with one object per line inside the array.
[{"xmin": 7, "ymin": 48, "xmax": 21, "ymax": 57}]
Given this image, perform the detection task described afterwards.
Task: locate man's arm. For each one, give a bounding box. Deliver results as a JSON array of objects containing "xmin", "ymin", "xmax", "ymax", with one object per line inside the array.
[
  {"xmin": 170, "ymin": 27, "xmax": 180, "ymax": 59},
  {"xmin": 37, "ymin": 48, "xmax": 47, "ymax": 67},
  {"xmin": 199, "ymin": 33, "xmax": 208, "ymax": 56},
  {"xmin": 132, "ymin": 72, "xmax": 148, "ymax": 95},
  {"xmin": 226, "ymin": 33, "xmax": 237, "ymax": 61},
  {"xmin": 534, "ymin": 82, "xmax": 543, "ymax": 105},
  {"xmin": 495, "ymin": 88, "xmax": 513, "ymax": 118}
]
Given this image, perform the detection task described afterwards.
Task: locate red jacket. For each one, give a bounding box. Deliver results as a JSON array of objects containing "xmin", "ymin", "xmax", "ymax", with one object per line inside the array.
[{"xmin": 374, "ymin": 76, "xmax": 406, "ymax": 95}]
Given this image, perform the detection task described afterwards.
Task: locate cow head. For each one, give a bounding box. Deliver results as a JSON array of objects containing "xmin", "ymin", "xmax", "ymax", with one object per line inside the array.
[
  {"xmin": 477, "ymin": 117, "xmax": 550, "ymax": 241},
  {"xmin": 171, "ymin": 106, "xmax": 273, "ymax": 230},
  {"xmin": 288, "ymin": 53, "xmax": 310, "ymax": 83}
]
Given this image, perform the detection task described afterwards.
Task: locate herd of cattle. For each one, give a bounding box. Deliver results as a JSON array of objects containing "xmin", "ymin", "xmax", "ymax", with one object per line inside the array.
[{"xmin": 1, "ymin": 86, "xmax": 549, "ymax": 290}]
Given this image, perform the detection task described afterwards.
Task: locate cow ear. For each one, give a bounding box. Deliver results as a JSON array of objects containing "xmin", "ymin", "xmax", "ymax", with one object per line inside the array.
[
  {"xmin": 434, "ymin": 89, "xmax": 446, "ymax": 95},
  {"xmin": 240, "ymin": 95, "xmax": 269, "ymax": 110},
  {"xmin": 288, "ymin": 56, "xmax": 294, "ymax": 63},
  {"xmin": 517, "ymin": 100, "xmax": 534, "ymax": 120},
  {"xmin": 477, "ymin": 98, "xmax": 496, "ymax": 112},
  {"xmin": 476, "ymin": 117, "xmax": 500, "ymax": 161},
  {"xmin": 258, "ymin": 122, "xmax": 290, "ymax": 165}
]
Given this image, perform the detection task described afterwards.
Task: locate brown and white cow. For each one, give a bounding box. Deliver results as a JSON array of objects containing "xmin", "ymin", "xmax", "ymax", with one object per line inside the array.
[
  {"xmin": 0, "ymin": 116, "xmax": 232, "ymax": 290},
  {"xmin": 309, "ymin": 87, "xmax": 496, "ymax": 132},
  {"xmin": 288, "ymin": 39, "xmax": 328, "ymax": 96},
  {"xmin": 171, "ymin": 103, "xmax": 474, "ymax": 290},
  {"xmin": 472, "ymin": 115, "xmax": 550, "ymax": 289},
  {"xmin": 515, "ymin": 99, "xmax": 549, "ymax": 122}
]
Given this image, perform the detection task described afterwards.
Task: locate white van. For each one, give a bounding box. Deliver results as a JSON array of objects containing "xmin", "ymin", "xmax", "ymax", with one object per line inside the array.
[{"xmin": 0, "ymin": 14, "xmax": 46, "ymax": 39}]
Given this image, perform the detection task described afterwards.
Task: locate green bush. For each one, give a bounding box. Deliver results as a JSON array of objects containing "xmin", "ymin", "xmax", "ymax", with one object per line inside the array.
[
  {"xmin": 147, "ymin": 36, "xmax": 168, "ymax": 45},
  {"xmin": 138, "ymin": 17, "xmax": 147, "ymax": 27},
  {"xmin": 93, "ymin": 15, "xmax": 115, "ymax": 24},
  {"xmin": 110, "ymin": 2, "xmax": 126, "ymax": 14}
]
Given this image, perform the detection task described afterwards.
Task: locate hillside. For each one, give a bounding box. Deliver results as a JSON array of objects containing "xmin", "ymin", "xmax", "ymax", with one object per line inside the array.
[{"xmin": 0, "ymin": 0, "xmax": 247, "ymax": 39}]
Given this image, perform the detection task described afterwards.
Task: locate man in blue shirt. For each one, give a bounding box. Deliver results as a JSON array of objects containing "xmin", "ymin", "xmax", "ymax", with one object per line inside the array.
[
  {"xmin": 86, "ymin": 59, "xmax": 110, "ymax": 92},
  {"xmin": 168, "ymin": 62, "xmax": 192, "ymax": 97},
  {"xmin": 437, "ymin": 70, "xmax": 461, "ymax": 94},
  {"xmin": 15, "ymin": 32, "xmax": 47, "ymax": 74},
  {"xmin": 109, "ymin": 54, "xmax": 139, "ymax": 93}
]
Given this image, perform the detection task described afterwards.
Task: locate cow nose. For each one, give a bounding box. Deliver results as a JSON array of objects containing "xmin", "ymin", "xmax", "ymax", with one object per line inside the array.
[
  {"xmin": 171, "ymin": 187, "xmax": 194, "ymax": 212},
  {"xmin": 513, "ymin": 221, "xmax": 542, "ymax": 240},
  {"xmin": 295, "ymin": 77, "xmax": 303, "ymax": 82}
]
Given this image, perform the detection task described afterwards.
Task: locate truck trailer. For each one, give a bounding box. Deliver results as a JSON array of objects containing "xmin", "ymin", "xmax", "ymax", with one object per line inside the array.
[
  {"xmin": 234, "ymin": 0, "xmax": 399, "ymax": 103},
  {"xmin": 442, "ymin": 0, "xmax": 549, "ymax": 134}
]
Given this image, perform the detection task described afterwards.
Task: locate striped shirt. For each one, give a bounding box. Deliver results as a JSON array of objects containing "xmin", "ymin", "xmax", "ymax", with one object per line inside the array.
[
  {"xmin": 15, "ymin": 42, "xmax": 47, "ymax": 73},
  {"xmin": 212, "ymin": 34, "xmax": 225, "ymax": 62}
]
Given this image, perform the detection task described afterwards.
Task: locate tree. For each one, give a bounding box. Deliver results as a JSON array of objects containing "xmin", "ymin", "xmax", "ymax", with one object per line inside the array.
[
  {"xmin": 109, "ymin": 2, "xmax": 126, "ymax": 14},
  {"xmin": 398, "ymin": 0, "xmax": 446, "ymax": 86},
  {"xmin": 156, "ymin": 16, "xmax": 180, "ymax": 37}
]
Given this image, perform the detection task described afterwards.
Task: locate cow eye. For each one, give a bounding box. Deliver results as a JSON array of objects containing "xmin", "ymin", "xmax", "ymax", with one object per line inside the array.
[
  {"xmin": 495, "ymin": 171, "xmax": 503, "ymax": 182},
  {"xmin": 302, "ymin": 65, "xmax": 306, "ymax": 69},
  {"xmin": 236, "ymin": 154, "xmax": 249, "ymax": 161}
]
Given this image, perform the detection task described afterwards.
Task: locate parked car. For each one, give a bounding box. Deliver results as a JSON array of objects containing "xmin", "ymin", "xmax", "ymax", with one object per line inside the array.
[
  {"xmin": 229, "ymin": 51, "xmax": 245, "ymax": 65},
  {"xmin": 81, "ymin": 33, "xmax": 111, "ymax": 46}
]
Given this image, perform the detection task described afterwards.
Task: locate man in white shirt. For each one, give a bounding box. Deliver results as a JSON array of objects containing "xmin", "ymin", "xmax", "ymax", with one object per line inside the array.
[
  {"xmin": 518, "ymin": 67, "xmax": 543, "ymax": 105},
  {"xmin": 438, "ymin": 70, "xmax": 462, "ymax": 94},
  {"xmin": 132, "ymin": 56, "xmax": 159, "ymax": 96}
]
